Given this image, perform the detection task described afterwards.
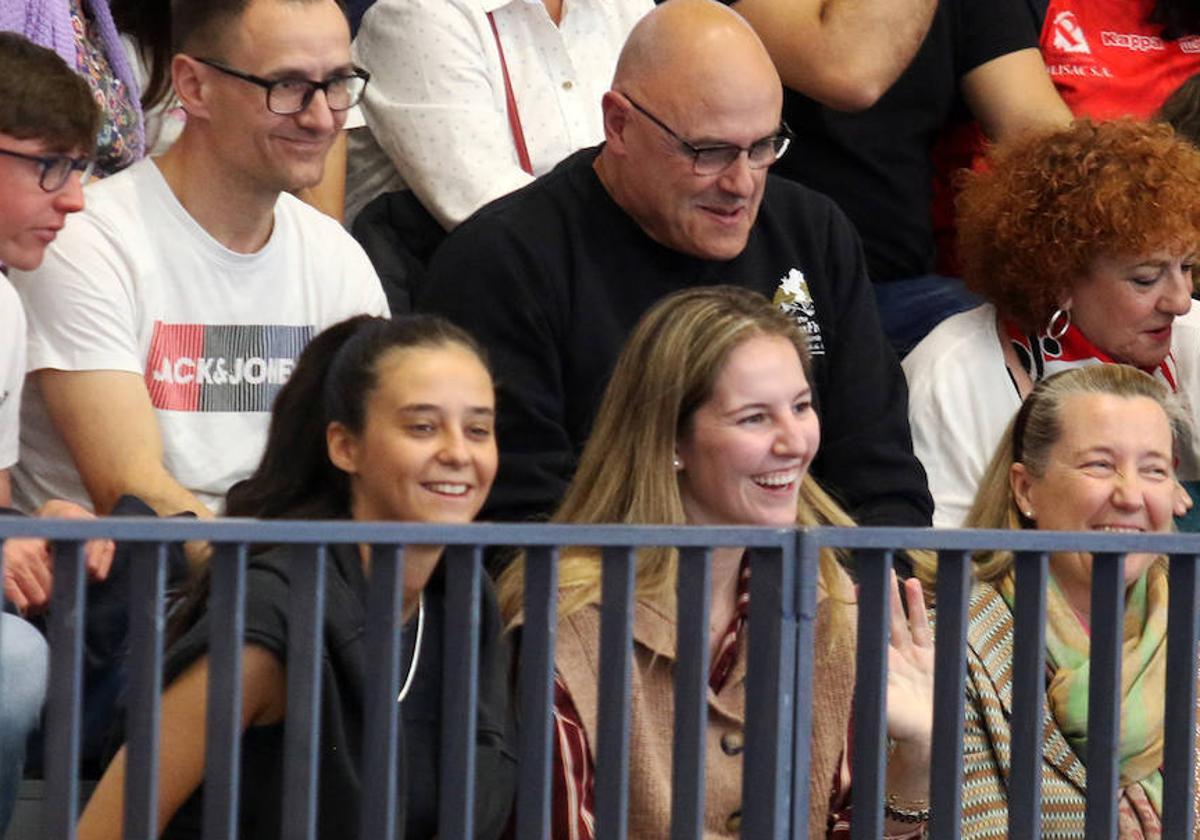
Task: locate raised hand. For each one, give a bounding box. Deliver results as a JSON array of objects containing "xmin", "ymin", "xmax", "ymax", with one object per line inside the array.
[
  {"xmin": 885, "ymin": 572, "xmax": 934, "ymax": 751},
  {"xmin": 880, "ymin": 571, "xmax": 935, "ymax": 825}
]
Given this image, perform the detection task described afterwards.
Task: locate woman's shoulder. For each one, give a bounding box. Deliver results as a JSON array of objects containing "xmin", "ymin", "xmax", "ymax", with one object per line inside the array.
[
  {"xmin": 902, "ymin": 304, "xmax": 1001, "ymax": 385},
  {"xmin": 1172, "ymin": 307, "xmax": 1200, "ymax": 362},
  {"xmin": 164, "ymin": 544, "xmax": 365, "ymax": 677},
  {"xmin": 963, "ymin": 582, "xmax": 1017, "ymax": 669},
  {"xmin": 902, "ymin": 304, "xmax": 1019, "ymax": 442}
]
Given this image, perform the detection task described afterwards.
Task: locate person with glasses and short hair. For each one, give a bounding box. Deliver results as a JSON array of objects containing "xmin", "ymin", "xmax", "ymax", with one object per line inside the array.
[
  {"xmin": 418, "ymin": 0, "xmax": 933, "ymax": 538},
  {"xmin": 0, "ymin": 30, "xmax": 100, "ymax": 836},
  {"xmin": 7, "ymin": 0, "xmax": 388, "ymax": 530}
]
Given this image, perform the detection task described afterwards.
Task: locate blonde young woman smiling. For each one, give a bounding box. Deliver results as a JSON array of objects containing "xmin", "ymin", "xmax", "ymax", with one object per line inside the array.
[{"xmin": 499, "ymin": 286, "xmax": 936, "ymax": 838}]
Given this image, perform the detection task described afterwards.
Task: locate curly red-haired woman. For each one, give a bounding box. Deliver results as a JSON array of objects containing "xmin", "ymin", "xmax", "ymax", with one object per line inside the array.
[{"xmin": 903, "ymin": 118, "xmax": 1200, "ymax": 527}]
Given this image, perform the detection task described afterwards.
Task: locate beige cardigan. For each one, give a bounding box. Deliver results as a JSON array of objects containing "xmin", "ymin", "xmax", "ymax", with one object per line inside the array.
[{"xmin": 554, "ymin": 593, "xmax": 856, "ymax": 837}]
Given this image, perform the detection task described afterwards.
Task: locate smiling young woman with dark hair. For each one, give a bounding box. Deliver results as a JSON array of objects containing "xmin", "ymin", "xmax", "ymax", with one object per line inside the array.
[{"xmin": 78, "ymin": 314, "xmax": 516, "ymax": 840}]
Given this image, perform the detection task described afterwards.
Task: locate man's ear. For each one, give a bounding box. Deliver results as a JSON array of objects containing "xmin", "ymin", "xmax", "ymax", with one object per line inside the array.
[
  {"xmin": 600, "ymin": 90, "xmax": 632, "ymax": 154},
  {"xmin": 171, "ymin": 54, "xmax": 212, "ymax": 120},
  {"xmin": 326, "ymin": 421, "xmax": 359, "ymax": 475}
]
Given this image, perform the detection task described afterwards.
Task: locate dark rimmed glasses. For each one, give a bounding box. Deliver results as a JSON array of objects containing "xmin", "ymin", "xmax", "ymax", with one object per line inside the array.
[
  {"xmin": 0, "ymin": 147, "xmax": 95, "ymax": 192},
  {"xmin": 193, "ymin": 57, "xmax": 371, "ymax": 115},
  {"xmin": 621, "ymin": 93, "xmax": 793, "ymax": 176}
]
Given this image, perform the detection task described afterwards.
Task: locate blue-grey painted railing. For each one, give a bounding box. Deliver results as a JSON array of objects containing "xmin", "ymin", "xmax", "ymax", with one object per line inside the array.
[{"xmin": 0, "ymin": 519, "xmax": 1197, "ymax": 840}]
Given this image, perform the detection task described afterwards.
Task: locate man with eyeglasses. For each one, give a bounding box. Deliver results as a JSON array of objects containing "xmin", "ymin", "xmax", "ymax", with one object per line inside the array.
[
  {"xmin": 419, "ymin": 0, "xmax": 933, "ymax": 536},
  {"xmin": 0, "ymin": 31, "xmax": 102, "ymax": 837},
  {"xmin": 8, "ymin": 0, "xmax": 388, "ymax": 525}
]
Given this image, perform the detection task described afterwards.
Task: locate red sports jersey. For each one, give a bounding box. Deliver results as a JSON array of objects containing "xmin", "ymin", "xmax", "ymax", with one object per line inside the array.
[{"xmin": 1041, "ymin": 0, "xmax": 1200, "ymax": 119}]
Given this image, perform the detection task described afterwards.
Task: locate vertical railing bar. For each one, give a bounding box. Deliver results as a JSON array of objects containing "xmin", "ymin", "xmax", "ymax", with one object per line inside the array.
[
  {"xmin": 45, "ymin": 539, "xmax": 86, "ymax": 840},
  {"xmin": 593, "ymin": 545, "xmax": 636, "ymax": 840},
  {"xmin": 1008, "ymin": 550, "xmax": 1048, "ymax": 840},
  {"xmin": 849, "ymin": 549, "xmax": 891, "ymax": 840},
  {"xmin": 669, "ymin": 546, "xmax": 712, "ymax": 840},
  {"xmin": 1084, "ymin": 552, "xmax": 1123, "ymax": 840},
  {"xmin": 282, "ymin": 544, "xmax": 327, "ymax": 840},
  {"xmin": 790, "ymin": 530, "xmax": 820, "ymax": 839},
  {"xmin": 743, "ymin": 541, "xmax": 797, "ymax": 839},
  {"xmin": 928, "ymin": 550, "xmax": 971, "ymax": 840},
  {"xmin": 439, "ymin": 544, "xmax": 483, "ymax": 840},
  {"xmin": 203, "ymin": 542, "xmax": 247, "ymax": 840},
  {"xmin": 516, "ymin": 545, "xmax": 559, "ymax": 840},
  {"xmin": 360, "ymin": 545, "xmax": 406, "ymax": 840},
  {"xmin": 1163, "ymin": 552, "xmax": 1200, "ymax": 838},
  {"xmin": 123, "ymin": 542, "xmax": 167, "ymax": 840}
]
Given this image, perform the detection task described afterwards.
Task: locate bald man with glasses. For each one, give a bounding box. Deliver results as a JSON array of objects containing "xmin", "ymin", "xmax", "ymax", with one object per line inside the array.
[
  {"xmin": 8, "ymin": 0, "xmax": 387, "ymax": 526},
  {"xmin": 418, "ymin": 0, "xmax": 933, "ymax": 538}
]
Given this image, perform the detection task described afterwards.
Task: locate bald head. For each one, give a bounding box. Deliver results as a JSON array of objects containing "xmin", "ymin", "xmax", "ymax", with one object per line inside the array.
[
  {"xmin": 595, "ymin": 0, "xmax": 785, "ymax": 261},
  {"xmin": 613, "ymin": 0, "xmax": 779, "ymax": 102}
]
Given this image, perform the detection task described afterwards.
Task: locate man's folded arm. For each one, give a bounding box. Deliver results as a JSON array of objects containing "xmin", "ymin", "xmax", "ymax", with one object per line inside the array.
[{"xmin": 37, "ymin": 368, "xmax": 213, "ymax": 520}]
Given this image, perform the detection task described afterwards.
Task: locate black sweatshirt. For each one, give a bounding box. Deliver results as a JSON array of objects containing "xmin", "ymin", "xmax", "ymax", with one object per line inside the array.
[
  {"xmin": 419, "ymin": 147, "xmax": 933, "ymax": 528},
  {"xmin": 162, "ymin": 544, "xmax": 516, "ymax": 840}
]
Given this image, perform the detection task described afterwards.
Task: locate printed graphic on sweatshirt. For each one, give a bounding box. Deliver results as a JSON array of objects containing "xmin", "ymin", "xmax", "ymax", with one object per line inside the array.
[
  {"xmin": 145, "ymin": 322, "xmax": 314, "ymax": 412},
  {"xmin": 773, "ymin": 268, "xmax": 825, "ymax": 356}
]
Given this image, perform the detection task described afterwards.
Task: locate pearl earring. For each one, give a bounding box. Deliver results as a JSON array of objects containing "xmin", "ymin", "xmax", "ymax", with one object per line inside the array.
[{"xmin": 673, "ymin": 456, "xmax": 683, "ymax": 470}]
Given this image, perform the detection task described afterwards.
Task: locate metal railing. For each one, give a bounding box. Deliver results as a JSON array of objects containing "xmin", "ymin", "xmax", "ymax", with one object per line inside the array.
[{"xmin": 1, "ymin": 518, "xmax": 1197, "ymax": 840}]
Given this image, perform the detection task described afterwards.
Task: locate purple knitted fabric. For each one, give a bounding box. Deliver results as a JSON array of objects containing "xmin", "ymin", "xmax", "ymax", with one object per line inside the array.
[{"xmin": 0, "ymin": 0, "xmax": 145, "ymax": 159}]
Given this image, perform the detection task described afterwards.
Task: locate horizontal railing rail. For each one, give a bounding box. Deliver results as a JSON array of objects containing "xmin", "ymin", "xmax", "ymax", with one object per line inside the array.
[{"xmin": 0, "ymin": 519, "xmax": 1195, "ymax": 840}]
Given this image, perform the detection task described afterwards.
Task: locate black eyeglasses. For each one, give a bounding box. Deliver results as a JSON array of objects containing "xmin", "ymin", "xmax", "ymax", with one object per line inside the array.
[
  {"xmin": 0, "ymin": 147, "xmax": 95, "ymax": 191},
  {"xmin": 193, "ymin": 57, "xmax": 371, "ymax": 115},
  {"xmin": 621, "ymin": 93, "xmax": 792, "ymax": 175}
]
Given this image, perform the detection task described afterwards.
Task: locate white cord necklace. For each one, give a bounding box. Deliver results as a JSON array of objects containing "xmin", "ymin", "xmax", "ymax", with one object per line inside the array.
[{"xmin": 397, "ymin": 593, "xmax": 426, "ymax": 703}]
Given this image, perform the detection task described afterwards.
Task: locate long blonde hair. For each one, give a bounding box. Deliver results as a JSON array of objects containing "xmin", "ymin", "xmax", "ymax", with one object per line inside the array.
[
  {"xmin": 496, "ymin": 286, "xmax": 853, "ymax": 623},
  {"xmin": 913, "ymin": 365, "xmax": 1191, "ymax": 586}
]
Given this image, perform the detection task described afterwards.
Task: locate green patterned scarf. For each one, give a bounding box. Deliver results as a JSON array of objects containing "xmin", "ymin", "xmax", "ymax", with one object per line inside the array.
[{"xmin": 1002, "ymin": 561, "xmax": 1168, "ymax": 812}]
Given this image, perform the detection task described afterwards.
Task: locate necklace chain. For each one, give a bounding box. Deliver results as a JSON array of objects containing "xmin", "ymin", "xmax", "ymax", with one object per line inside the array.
[{"xmin": 397, "ymin": 593, "xmax": 426, "ymax": 703}]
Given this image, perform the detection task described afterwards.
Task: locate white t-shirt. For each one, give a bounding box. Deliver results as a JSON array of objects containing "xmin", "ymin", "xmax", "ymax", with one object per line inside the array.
[
  {"xmin": 903, "ymin": 303, "xmax": 1200, "ymax": 527},
  {"xmin": 345, "ymin": 0, "xmax": 652, "ymax": 227},
  {"xmin": 0, "ymin": 275, "xmax": 26, "ymax": 471},
  {"xmin": 10, "ymin": 158, "xmax": 389, "ymax": 513}
]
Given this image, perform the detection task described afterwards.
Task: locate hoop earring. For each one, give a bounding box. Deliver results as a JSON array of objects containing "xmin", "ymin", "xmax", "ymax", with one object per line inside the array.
[{"xmin": 1046, "ymin": 308, "xmax": 1071, "ymax": 341}]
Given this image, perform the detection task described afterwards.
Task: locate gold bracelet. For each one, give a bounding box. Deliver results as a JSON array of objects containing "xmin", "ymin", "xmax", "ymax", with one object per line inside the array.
[{"xmin": 884, "ymin": 792, "xmax": 930, "ymax": 824}]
